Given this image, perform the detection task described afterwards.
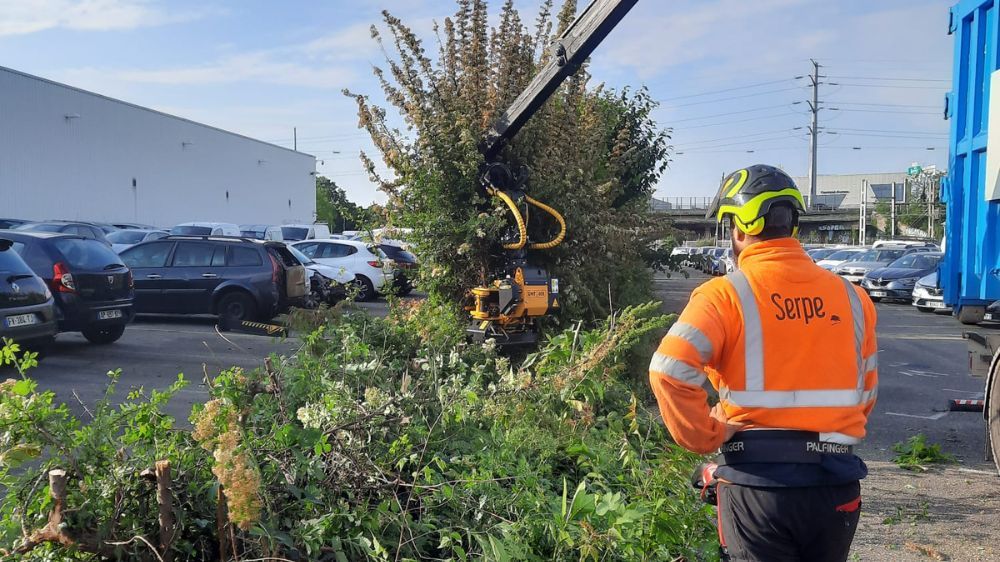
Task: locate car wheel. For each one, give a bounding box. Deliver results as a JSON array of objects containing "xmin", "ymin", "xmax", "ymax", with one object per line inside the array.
[
  {"xmin": 916, "ymin": 306, "xmax": 934, "ymax": 313},
  {"xmin": 351, "ymin": 275, "xmax": 376, "ymax": 302},
  {"xmin": 958, "ymin": 305, "xmax": 986, "ymax": 325},
  {"xmin": 81, "ymin": 325, "xmax": 125, "ymax": 345},
  {"xmin": 217, "ymin": 292, "xmax": 257, "ymax": 325}
]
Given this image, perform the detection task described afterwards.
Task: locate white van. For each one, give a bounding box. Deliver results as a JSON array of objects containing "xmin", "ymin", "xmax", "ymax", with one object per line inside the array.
[
  {"xmin": 280, "ymin": 223, "xmax": 332, "ymax": 241},
  {"xmin": 240, "ymin": 224, "xmax": 284, "ymax": 241},
  {"xmin": 171, "ymin": 222, "xmax": 242, "ymax": 237}
]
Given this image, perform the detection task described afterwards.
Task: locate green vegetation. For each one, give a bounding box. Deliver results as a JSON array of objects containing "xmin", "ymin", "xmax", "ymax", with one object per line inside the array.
[
  {"xmin": 315, "ymin": 176, "xmax": 375, "ymax": 233},
  {"xmin": 0, "ymin": 300, "xmax": 717, "ymax": 560},
  {"xmin": 345, "ymin": 0, "xmax": 675, "ymax": 322},
  {"xmin": 892, "ymin": 434, "xmax": 956, "ymax": 471}
]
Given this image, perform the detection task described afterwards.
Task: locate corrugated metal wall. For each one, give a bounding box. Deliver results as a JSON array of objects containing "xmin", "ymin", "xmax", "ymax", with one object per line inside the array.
[
  {"xmin": 791, "ymin": 172, "xmax": 908, "ymax": 208},
  {"xmin": 0, "ymin": 66, "xmax": 316, "ymax": 228}
]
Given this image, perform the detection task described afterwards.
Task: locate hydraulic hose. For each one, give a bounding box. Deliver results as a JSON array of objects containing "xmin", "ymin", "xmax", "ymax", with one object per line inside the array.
[
  {"xmin": 487, "ymin": 187, "xmax": 528, "ymax": 250},
  {"xmin": 525, "ymin": 195, "xmax": 567, "ymax": 250}
]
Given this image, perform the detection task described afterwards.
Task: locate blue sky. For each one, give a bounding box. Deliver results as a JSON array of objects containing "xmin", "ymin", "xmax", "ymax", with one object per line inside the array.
[{"xmin": 0, "ymin": 0, "xmax": 953, "ymax": 205}]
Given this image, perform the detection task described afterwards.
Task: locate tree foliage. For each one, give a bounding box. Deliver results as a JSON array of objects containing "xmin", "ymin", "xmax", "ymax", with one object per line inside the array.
[
  {"xmin": 0, "ymin": 303, "xmax": 716, "ymax": 561},
  {"xmin": 315, "ymin": 176, "xmax": 374, "ymax": 233},
  {"xmin": 346, "ymin": 0, "xmax": 673, "ymax": 321}
]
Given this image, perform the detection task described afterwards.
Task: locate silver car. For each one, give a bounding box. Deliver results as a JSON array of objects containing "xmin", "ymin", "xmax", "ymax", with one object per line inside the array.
[
  {"xmin": 912, "ymin": 272, "xmax": 949, "ymax": 313},
  {"xmin": 837, "ymin": 248, "xmax": 913, "ymax": 284}
]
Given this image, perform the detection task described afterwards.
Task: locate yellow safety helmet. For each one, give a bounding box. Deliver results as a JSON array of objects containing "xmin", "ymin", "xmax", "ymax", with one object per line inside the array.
[{"xmin": 705, "ymin": 164, "xmax": 806, "ymax": 236}]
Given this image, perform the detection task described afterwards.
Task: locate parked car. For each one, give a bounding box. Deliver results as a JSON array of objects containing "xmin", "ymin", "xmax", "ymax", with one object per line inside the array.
[
  {"xmin": 862, "ymin": 252, "xmax": 944, "ymax": 302},
  {"xmin": 286, "ymin": 245, "xmax": 352, "ymax": 306},
  {"xmin": 171, "ymin": 222, "xmax": 242, "ymax": 237},
  {"xmin": 816, "ymin": 248, "xmax": 867, "ymax": 271},
  {"xmin": 912, "ymin": 272, "xmax": 950, "ymax": 313},
  {"xmin": 807, "ymin": 248, "xmax": 838, "ymax": 262},
  {"xmin": 3, "ymin": 232, "xmax": 134, "ymax": 344},
  {"xmin": 0, "ymin": 219, "xmax": 30, "ymax": 230},
  {"xmin": 16, "ymin": 221, "xmax": 111, "ymax": 246},
  {"xmin": 107, "ymin": 229, "xmax": 170, "ymax": 253},
  {"xmin": 716, "ymin": 248, "xmax": 735, "ymax": 275},
  {"xmin": 240, "ymin": 225, "xmax": 284, "ymax": 241},
  {"xmin": 120, "ymin": 236, "xmax": 307, "ymax": 324},
  {"xmin": 872, "ymin": 239, "xmax": 940, "ymax": 250},
  {"xmin": 280, "ymin": 224, "xmax": 332, "ymax": 241},
  {"xmin": 379, "ymin": 241, "xmax": 418, "ymax": 295},
  {"xmin": 290, "ymin": 239, "xmax": 396, "ymax": 302},
  {"xmin": 983, "ymin": 301, "xmax": 1000, "ymax": 322},
  {"xmin": 112, "ymin": 222, "xmax": 158, "ymax": 230},
  {"xmin": 0, "ymin": 238, "xmax": 58, "ymax": 346},
  {"xmin": 836, "ymin": 247, "xmax": 932, "ymax": 284}
]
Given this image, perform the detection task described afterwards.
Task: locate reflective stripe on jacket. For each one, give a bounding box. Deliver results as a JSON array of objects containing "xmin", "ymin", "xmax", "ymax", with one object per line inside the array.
[{"xmin": 649, "ymin": 238, "xmax": 878, "ymax": 455}]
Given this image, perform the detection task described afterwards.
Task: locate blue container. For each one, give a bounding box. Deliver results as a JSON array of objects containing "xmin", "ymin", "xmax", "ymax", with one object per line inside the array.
[{"xmin": 942, "ymin": 0, "xmax": 1000, "ymax": 309}]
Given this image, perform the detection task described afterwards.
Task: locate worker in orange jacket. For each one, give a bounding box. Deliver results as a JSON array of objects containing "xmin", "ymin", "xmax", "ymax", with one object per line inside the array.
[{"xmin": 650, "ymin": 165, "xmax": 877, "ymax": 562}]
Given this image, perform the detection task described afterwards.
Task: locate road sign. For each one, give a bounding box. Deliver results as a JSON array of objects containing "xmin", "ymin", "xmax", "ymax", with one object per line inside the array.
[{"xmin": 907, "ymin": 165, "xmax": 923, "ymax": 177}]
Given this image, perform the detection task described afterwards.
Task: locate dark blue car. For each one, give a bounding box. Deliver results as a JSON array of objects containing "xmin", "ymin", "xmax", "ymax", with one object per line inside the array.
[
  {"xmin": 862, "ymin": 252, "xmax": 944, "ymax": 302},
  {"xmin": 119, "ymin": 236, "xmax": 305, "ymax": 323}
]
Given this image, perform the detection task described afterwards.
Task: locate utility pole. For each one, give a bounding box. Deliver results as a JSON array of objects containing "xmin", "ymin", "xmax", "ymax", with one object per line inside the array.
[
  {"xmin": 293, "ymin": 127, "xmax": 298, "ymax": 151},
  {"xmin": 860, "ymin": 180, "xmax": 868, "ymax": 245},
  {"xmin": 891, "ymin": 181, "xmax": 897, "ymax": 237},
  {"xmin": 807, "ymin": 59, "xmax": 821, "ymax": 210}
]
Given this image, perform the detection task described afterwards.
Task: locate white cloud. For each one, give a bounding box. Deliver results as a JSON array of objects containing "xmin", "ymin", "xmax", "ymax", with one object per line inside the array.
[
  {"xmin": 0, "ymin": 0, "xmax": 216, "ymax": 36},
  {"xmin": 103, "ymin": 51, "xmax": 357, "ymax": 89}
]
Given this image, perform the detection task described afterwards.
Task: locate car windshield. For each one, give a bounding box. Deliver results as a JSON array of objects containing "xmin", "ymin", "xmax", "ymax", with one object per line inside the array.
[
  {"xmin": 826, "ymin": 250, "xmax": 859, "ymax": 261},
  {"xmin": 17, "ymin": 223, "xmax": 64, "ymax": 232},
  {"xmin": 53, "ymin": 239, "xmax": 125, "ymax": 270},
  {"xmin": 809, "ymin": 249, "xmax": 836, "ymax": 260},
  {"xmin": 888, "ymin": 254, "xmax": 941, "ymax": 269},
  {"xmin": 871, "ymin": 249, "xmax": 905, "ymax": 262},
  {"xmin": 379, "ymin": 244, "xmax": 417, "ymax": 262},
  {"xmin": 107, "ymin": 230, "xmax": 148, "ymax": 244},
  {"xmin": 286, "ymin": 245, "xmax": 315, "ymax": 265},
  {"xmin": 172, "ymin": 225, "xmax": 213, "ymax": 236},
  {"xmin": 281, "ymin": 227, "xmax": 309, "ymax": 241}
]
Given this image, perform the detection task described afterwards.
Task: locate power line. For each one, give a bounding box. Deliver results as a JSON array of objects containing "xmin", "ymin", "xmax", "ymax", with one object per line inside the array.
[
  {"xmin": 674, "ymin": 128, "xmax": 800, "ymax": 147},
  {"xmin": 825, "ymin": 75, "xmax": 950, "ymax": 82},
  {"xmin": 824, "ymin": 127, "xmax": 948, "ymax": 135},
  {"xmin": 657, "ymin": 78, "xmax": 794, "ymax": 101},
  {"xmin": 673, "ymin": 111, "xmax": 803, "ymax": 130},
  {"xmin": 825, "ymin": 101, "xmax": 940, "ymax": 109},
  {"xmin": 674, "ymin": 133, "xmax": 801, "ymax": 151},
  {"xmin": 828, "ymin": 108, "xmax": 940, "ymax": 115},
  {"xmin": 662, "ymin": 86, "xmax": 805, "ymax": 108},
  {"xmin": 669, "ymin": 104, "xmax": 793, "ymax": 123},
  {"xmin": 827, "ymin": 82, "xmax": 949, "ymax": 90}
]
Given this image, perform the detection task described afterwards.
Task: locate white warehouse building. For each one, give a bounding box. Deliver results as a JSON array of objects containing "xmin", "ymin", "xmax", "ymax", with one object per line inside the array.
[{"xmin": 0, "ymin": 65, "xmax": 316, "ymax": 227}]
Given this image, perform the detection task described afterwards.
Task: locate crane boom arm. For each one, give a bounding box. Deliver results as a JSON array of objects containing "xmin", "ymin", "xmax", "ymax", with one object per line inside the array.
[{"xmin": 479, "ymin": 0, "xmax": 639, "ymax": 161}]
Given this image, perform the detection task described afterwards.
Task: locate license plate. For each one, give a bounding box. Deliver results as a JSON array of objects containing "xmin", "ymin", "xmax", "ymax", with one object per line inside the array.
[
  {"xmin": 986, "ymin": 313, "xmax": 995, "ymax": 321},
  {"xmin": 928, "ymin": 301, "xmax": 946, "ymax": 309},
  {"xmin": 869, "ymin": 290, "xmax": 887, "ymax": 297},
  {"xmin": 5, "ymin": 313, "xmax": 37, "ymax": 328},
  {"xmin": 98, "ymin": 309, "xmax": 123, "ymax": 320}
]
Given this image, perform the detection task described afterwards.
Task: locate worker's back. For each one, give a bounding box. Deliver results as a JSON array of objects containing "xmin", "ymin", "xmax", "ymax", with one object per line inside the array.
[{"xmin": 695, "ymin": 239, "xmax": 877, "ymax": 443}]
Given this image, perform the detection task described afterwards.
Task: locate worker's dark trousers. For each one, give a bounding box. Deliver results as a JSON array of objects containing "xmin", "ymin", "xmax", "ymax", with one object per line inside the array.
[{"xmin": 717, "ymin": 481, "xmax": 861, "ymax": 562}]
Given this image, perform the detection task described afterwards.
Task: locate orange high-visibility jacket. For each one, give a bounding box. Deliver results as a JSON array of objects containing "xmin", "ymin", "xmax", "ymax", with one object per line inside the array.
[{"xmin": 650, "ymin": 238, "xmax": 878, "ymax": 455}]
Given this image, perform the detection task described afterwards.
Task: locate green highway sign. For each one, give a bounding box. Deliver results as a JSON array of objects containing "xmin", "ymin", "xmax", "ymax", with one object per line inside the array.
[{"xmin": 907, "ymin": 165, "xmax": 923, "ymax": 177}]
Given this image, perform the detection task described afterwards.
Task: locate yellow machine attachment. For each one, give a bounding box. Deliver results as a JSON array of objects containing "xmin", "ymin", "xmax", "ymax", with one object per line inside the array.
[{"xmin": 466, "ymin": 187, "xmax": 565, "ymax": 346}]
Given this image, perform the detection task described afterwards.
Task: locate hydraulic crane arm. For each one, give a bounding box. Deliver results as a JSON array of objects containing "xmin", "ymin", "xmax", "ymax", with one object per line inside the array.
[{"xmin": 479, "ymin": 0, "xmax": 639, "ymax": 162}]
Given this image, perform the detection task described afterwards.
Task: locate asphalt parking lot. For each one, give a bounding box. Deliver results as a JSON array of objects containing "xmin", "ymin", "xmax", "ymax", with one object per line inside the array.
[{"xmin": 18, "ymin": 272, "xmax": 992, "ymax": 468}]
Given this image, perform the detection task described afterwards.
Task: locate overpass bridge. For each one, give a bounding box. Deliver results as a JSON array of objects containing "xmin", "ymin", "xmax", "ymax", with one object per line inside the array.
[{"xmin": 652, "ymin": 197, "xmax": 869, "ymax": 244}]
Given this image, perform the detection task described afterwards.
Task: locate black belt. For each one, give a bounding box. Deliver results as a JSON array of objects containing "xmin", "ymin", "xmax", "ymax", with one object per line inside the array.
[{"xmin": 716, "ymin": 430, "xmax": 855, "ymax": 465}]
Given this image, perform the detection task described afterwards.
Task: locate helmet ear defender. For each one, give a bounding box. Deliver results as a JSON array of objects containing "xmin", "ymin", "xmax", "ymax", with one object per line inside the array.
[{"xmin": 730, "ymin": 208, "xmax": 801, "ymax": 237}]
